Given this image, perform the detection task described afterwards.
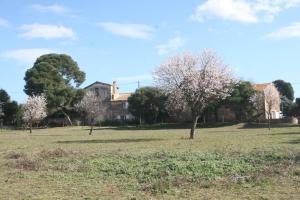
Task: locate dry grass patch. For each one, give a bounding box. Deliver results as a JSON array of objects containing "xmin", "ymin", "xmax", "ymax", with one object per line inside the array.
[{"xmin": 4, "ymin": 148, "xmax": 82, "ymax": 171}]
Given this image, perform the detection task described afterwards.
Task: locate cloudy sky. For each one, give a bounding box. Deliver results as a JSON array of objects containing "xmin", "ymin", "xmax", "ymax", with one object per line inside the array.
[{"xmin": 1, "ymin": 0, "xmax": 300, "ymax": 103}]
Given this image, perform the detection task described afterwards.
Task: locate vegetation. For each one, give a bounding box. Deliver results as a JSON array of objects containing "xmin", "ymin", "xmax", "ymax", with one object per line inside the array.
[
  {"xmin": 273, "ymin": 80, "xmax": 295, "ymax": 116},
  {"xmin": 227, "ymin": 81, "xmax": 256, "ymax": 121},
  {"xmin": 128, "ymin": 87, "xmax": 168, "ymax": 124},
  {"xmin": 0, "ymin": 125, "xmax": 299, "ymax": 199},
  {"xmin": 22, "ymin": 94, "xmax": 47, "ymax": 133},
  {"xmin": 76, "ymin": 91, "xmax": 103, "ymax": 135},
  {"xmin": 154, "ymin": 50, "xmax": 236, "ymax": 139},
  {"xmin": 273, "ymin": 80, "xmax": 294, "ymax": 101},
  {"xmin": 24, "ymin": 54, "xmax": 86, "ymax": 125},
  {"xmin": 0, "ymin": 89, "xmax": 20, "ymax": 126}
]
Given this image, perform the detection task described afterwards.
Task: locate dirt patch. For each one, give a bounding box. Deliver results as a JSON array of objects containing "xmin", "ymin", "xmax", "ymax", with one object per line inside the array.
[
  {"xmin": 4, "ymin": 148, "xmax": 82, "ymax": 171},
  {"xmin": 37, "ymin": 148, "xmax": 81, "ymax": 159},
  {"xmin": 4, "ymin": 151, "xmax": 27, "ymax": 159},
  {"xmin": 6, "ymin": 157, "xmax": 42, "ymax": 171}
]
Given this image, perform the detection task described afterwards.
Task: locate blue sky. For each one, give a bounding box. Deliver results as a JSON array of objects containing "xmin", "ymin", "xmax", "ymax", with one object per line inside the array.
[{"xmin": 1, "ymin": 0, "xmax": 300, "ymax": 103}]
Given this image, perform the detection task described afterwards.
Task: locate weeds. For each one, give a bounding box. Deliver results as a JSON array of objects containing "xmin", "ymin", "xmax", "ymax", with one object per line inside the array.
[
  {"xmin": 4, "ymin": 148, "xmax": 82, "ymax": 171},
  {"xmin": 3, "ymin": 148, "xmax": 300, "ymax": 195},
  {"xmin": 83, "ymin": 151, "xmax": 299, "ymax": 193}
]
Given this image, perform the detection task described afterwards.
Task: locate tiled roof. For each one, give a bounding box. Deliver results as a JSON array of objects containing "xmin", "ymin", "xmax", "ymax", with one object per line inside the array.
[
  {"xmin": 84, "ymin": 81, "xmax": 111, "ymax": 89},
  {"xmin": 112, "ymin": 93, "xmax": 132, "ymax": 101},
  {"xmin": 252, "ymin": 83, "xmax": 271, "ymax": 92}
]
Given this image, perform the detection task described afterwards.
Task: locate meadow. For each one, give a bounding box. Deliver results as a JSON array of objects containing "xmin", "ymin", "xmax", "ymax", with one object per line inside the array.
[{"xmin": 0, "ymin": 124, "xmax": 299, "ymax": 199}]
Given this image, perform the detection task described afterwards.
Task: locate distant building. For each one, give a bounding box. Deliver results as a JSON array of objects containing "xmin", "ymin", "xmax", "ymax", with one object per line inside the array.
[
  {"xmin": 214, "ymin": 83, "xmax": 282, "ymax": 122},
  {"xmin": 252, "ymin": 83, "xmax": 281, "ymax": 119},
  {"xmin": 84, "ymin": 81, "xmax": 133, "ymax": 121}
]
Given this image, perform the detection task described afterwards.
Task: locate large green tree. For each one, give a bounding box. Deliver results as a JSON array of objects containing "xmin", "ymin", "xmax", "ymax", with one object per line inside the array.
[
  {"xmin": 290, "ymin": 98, "xmax": 300, "ymax": 117},
  {"xmin": 203, "ymin": 81, "xmax": 256, "ymax": 123},
  {"xmin": 227, "ymin": 81, "xmax": 256, "ymax": 121},
  {"xmin": 0, "ymin": 89, "xmax": 20, "ymax": 126},
  {"xmin": 273, "ymin": 80, "xmax": 294, "ymax": 101},
  {"xmin": 128, "ymin": 87, "xmax": 168, "ymax": 124},
  {"xmin": 24, "ymin": 54, "xmax": 86, "ymax": 125},
  {"xmin": 273, "ymin": 80, "xmax": 294, "ymax": 116}
]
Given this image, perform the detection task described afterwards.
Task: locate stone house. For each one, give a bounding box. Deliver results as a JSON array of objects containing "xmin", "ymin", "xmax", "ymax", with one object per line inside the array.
[
  {"xmin": 252, "ymin": 83, "xmax": 281, "ymax": 120},
  {"xmin": 214, "ymin": 83, "xmax": 282, "ymax": 122},
  {"xmin": 84, "ymin": 81, "xmax": 133, "ymax": 121}
]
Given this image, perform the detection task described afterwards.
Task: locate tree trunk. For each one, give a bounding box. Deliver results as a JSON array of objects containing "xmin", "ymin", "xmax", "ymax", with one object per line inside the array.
[
  {"xmin": 214, "ymin": 110, "xmax": 218, "ymax": 123},
  {"xmin": 61, "ymin": 110, "xmax": 72, "ymax": 126},
  {"xmin": 89, "ymin": 125, "xmax": 93, "ymax": 135},
  {"xmin": 190, "ymin": 115, "xmax": 199, "ymax": 139},
  {"xmin": 139, "ymin": 113, "xmax": 142, "ymax": 127},
  {"xmin": 268, "ymin": 114, "xmax": 271, "ymax": 131},
  {"xmin": 29, "ymin": 122, "xmax": 32, "ymax": 134}
]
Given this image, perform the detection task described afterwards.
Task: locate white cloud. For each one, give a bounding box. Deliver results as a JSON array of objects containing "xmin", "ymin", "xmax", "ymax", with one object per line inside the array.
[
  {"xmin": 115, "ymin": 74, "xmax": 152, "ymax": 82},
  {"xmin": 19, "ymin": 24, "xmax": 76, "ymax": 40},
  {"xmin": 30, "ymin": 4, "xmax": 68, "ymax": 14},
  {"xmin": 191, "ymin": 0, "xmax": 300, "ymax": 23},
  {"xmin": 0, "ymin": 18, "xmax": 9, "ymax": 27},
  {"xmin": 265, "ymin": 22, "xmax": 300, "ymax": 39},
  {"xmin": 98, "ymin": 22, "xmax": 154, "ymax": 39},
  {"xmin": 156, "ymin": 36, "xmax": 187, "ymax": 55},
  {"xmin": 1, "ymin": 48, "xmax": 55, "ymax": 64},
  {"xmin": 191, "ymin": 0, "xmax": 258, "ymax": 23}
]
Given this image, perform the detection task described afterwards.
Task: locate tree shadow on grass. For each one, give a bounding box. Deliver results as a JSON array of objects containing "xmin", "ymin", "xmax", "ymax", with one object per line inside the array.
[
  {"xmin": 283, "ymin": 139, "xmax": 300, "ymax": 144},
  {"xmin": 92, "ymin": 122, "xmax": 240, "ymax": 131},
  {"xmin": 271, "ymin": 131, "xmax": 300, "ymax": 136},
  {"xmin": 56, "ymin": 138, "xmax": 164, "ymax": 144},
  {"xmin": 239, "ymin": 123, "xmax": 299, "ymax": 129}
]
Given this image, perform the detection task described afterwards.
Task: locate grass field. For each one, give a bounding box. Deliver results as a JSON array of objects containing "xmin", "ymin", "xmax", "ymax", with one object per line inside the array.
[{"xmin": 0, "ymin": 124, "xmax": 300, "ymax": 199}]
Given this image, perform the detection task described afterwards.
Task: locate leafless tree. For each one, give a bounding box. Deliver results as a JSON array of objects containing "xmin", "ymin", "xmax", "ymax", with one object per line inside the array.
[
  {"xmin": 154, "ymin": 50, "xmax": 236, "ymax": 139},
  {"xmin": 22, "ymin": 94, "xmax": 47, "ymax": 133},
  {"xmin": 76, "ymin": 91, "xmax": 102, "ymax": 135}
]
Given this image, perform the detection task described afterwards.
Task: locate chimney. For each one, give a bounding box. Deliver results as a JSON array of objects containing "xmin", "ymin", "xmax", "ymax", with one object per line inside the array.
[{"xmin": 112, "ymin": 81, "xmax": 119, "ymax": 100}]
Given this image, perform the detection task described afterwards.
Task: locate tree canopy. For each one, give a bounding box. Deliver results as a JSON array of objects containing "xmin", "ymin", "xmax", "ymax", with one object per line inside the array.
[
  {"xmin": 0, "ymin": 89, "xmax": 20, "ymax": 125},
  {"xmin": 24, "ymin": 54, "xmax": 86, "ymax": 125},
  {"xmin": 273, "ymin": 80, "xmax": 294, "ymax": 101},
  {"xmin": 128, "ymin": 87, "xmax": 168, "ymax": 124},
  {"xmin": 273, "ymin": 80, "xmax": 294, "ymax": 116},
  {"xmin": 227, "ymin": 81, "xmax": 256, "ymax": 121},
  {"xmin": 154, "ymin": 50, "xmax": 236, "ymax": 139}
]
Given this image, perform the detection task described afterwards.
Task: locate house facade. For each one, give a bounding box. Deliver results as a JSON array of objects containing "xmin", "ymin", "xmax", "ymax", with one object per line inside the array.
[
  {"xmin": 84, "ymin": 81, "xmax": 133, "ymax": 121},
  {"xmin": 252, "ymin": 83, "xmax": 281, "ymax": 120},
  {"xmin": 213, "ymin": 83, "xmax": 282, "ymax": 122}
]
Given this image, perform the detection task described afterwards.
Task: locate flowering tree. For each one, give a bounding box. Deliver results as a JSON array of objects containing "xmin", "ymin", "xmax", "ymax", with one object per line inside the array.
[
  {"xmin": 76, "ymin": 91, "xmax": 102, "ymax": 135},
  {"xmin": 154, "ymin": 50, "xmax": 236, "ymax": 139},
  {"xmin": 23, "ymin": 95, "xmax": 47, "ymax": 133},
  {"xmin": 264, "ymin": 85, "xmax": 280, "ymax": 130},
  {"xmin": 250, "ymin": 85, "xmax": 280, "ymax": 130}
]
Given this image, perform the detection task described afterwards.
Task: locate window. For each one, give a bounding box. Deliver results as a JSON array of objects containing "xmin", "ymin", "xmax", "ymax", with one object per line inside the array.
[
  {"xmin": 95, "ymin": 88, "xmax": 100, "ymax": 96},
  {"xmin": 123, "ymin": 102, "xmax": 129, "ymax": 109}
]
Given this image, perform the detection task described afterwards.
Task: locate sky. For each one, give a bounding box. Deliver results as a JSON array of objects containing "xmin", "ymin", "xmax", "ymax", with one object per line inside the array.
[{"xmin": 1, "ymin": 0, "xmax": 300, "ymax": 103}]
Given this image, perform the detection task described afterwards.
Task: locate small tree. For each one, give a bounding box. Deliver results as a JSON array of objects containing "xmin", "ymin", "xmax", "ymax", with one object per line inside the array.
[
  {"xmin": 250, "ymin": 85, "xmax": 280, "ymax": 130},
  {"xmin": 76, "ymin": 91, "xmax": 102, "ymax": 135},
  {"xmin": 264, "ymin": 86, "xmax": 280, "ymax": 130},
  {"xmin": 154, "ymin": 50, "xmax": 236, "ymax": 139},
  {"xmin": 23, "ymin": 95, "xmax": 47, "ymax": 133}
]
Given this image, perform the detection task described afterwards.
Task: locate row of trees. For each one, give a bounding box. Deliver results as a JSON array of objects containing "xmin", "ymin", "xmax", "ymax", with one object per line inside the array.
[
  {"xmin": 1, "ymin": 51, "xmax": 299, "ymax": 138},
  {"xmin": 0, "ymin": 89, "xmax": 21, "ymax": 127}
]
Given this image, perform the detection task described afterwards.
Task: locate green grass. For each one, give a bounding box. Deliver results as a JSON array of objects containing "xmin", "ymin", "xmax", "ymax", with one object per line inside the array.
[{"xmin": 0, "ymin": 124, "xmax": 300, "ymax": 199}]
